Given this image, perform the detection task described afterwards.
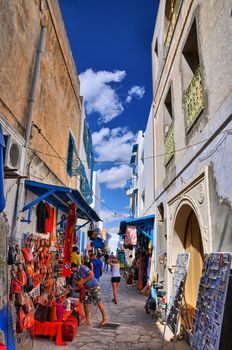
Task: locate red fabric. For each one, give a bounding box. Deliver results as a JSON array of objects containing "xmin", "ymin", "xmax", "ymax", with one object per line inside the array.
[
  {"xmin": 0, "ymin": 344, "xmax": 6, "ymax": 350},
  {"xmin": 33, "ymin": 320, "xmax": 65, "ymax": 346},
  {"xmin": 45, "ymin": 203, "xmax": 54, "ymax": 234},
  {"xmin": 62, "ymin": 204, "xmax": 77, "ymax": 277},
  {"xmin": 32, "ymin": 311, "xmax": 73, "ymax": 346}
]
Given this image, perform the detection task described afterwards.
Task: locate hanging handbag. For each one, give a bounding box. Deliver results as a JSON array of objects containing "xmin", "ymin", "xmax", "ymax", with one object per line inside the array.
[
  {"xmin": 10, "ymin": 277, "xmax": 22, "ymax": 295},
  {"xmin": 15, "ymin": 289, "xmax": 27, "ymax": 306},
  {"xmin": 17, "ymin": 265, "xmax": 27, "ymax": 286},
  {"xmin": 7, "ymin": 244, "xmax": 15, "ymax": 265},
  {"xmin": 16, "ymin": 307, "xmax": 27, "ymax": 333},
  {"xmin": 34, "ymin": 303, "xmax": 50, "ymax": 322},
  {"xmin": 24, "ymin": 270, "xmax": 33, "ymax": 293},
  {"xmin": 26, "ymin": 261, "xmax": 34, "ymax": 276},
  {"xmin": 56, "ymin": 301, "xmax": 66, "ymax": 321},
  {"xmin": 49, "ymin": 304, "xmax": 57, "ymax": 322},
  {"xmin": 21, "ymin": 247, "xmax": 34, "ymax": 262}
]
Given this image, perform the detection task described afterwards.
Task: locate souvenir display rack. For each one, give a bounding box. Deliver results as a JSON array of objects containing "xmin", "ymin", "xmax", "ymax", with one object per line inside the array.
[
  {"xmin": 190, "ymin": 252, "xmax": 232, "ymax": 350},
  {"xmin": 161, "ymin": 253, "xmax": 190, "ymax": 349}
]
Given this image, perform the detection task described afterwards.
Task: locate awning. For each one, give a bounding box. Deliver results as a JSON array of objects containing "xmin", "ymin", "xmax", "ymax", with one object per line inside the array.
[
  {"xmin": 119, "ymin": 215, "xmax": 155, "ymax": 245},
  {"xmin": 92, "ymin": 237, "xmax": 106, "ymax": 249},
  {"xmin": 22, "ymin": 180, "xmax": 101, "ymax": 222},
  {"xmin": 0, "ymin": 124, "xmax": 6, "ymax": 213}
]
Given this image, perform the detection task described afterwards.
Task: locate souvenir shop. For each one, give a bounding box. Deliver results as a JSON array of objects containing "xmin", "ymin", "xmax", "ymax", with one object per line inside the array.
[
  {"xmin": 1, "ymin": 178, "xmax": 101, "ymax": 349},
  {"xmin": 119, "ymin": 215, "xmax": 155, "ymax": 289}
]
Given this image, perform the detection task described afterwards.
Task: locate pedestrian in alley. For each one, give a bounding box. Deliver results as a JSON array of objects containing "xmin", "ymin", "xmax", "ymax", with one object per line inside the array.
[
  {"xmin": 108, "ymin": 256, "xmax": 121, "ymax": 304},
  {"xmin": 90, "ymin": 252, "xmax": 103, "ymax": 282},
  {"xmin": 68, "ymin": 264, "xmax": 108, "ymax": 326},
  {"xmin": 104, "ymin": 252, "xmax": 109, "ymax": 271}
]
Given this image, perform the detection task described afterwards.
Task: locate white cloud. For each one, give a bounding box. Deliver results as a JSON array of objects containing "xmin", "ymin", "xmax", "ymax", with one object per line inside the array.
[
  {"xmin": 97, "ymin": 164, "xmax": 131, "ymax": 189},
  {"xmin": 92, "ymin": 127, "xmax": 136, "ymax": 162},
  {"xmin": 79, "ymin": 69, "xmax": 126, "ymax": 123},
  {"xmin": 126, "ymin": 85, "xmax": 145, "ymax": 103}
]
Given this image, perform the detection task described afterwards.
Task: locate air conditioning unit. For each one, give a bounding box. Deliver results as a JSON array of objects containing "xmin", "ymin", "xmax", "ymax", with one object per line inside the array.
[{"xmin": 4, "ymin": 135, "xmax": 24, "ymax": 177}]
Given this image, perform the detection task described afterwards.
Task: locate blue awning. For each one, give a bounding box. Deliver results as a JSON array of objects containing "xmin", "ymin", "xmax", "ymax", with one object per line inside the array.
[
  {"xmin": 0, "ymin": 124, "xmax": 6, "ymax": 213},
  {"xmin": 23, "ymin": 180, "xmax": 101, "ymax": 222},
  {"xmin": 92, "ymin": 237, "xmax": 106, "ymax": 249},
  {"xmin": 119, "ymin": 215, "xmax": 155, "ymax": 245}
]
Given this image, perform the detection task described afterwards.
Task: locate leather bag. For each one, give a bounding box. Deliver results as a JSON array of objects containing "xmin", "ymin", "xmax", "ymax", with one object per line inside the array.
[
  {"xmin": 61, "ymin": 316, "xmax": 78, "ymax": 341},
  {"xmin": 22, "ymin": 247, "xmax": 34, "ymax": 262},
  {"xmin": 34, "ymin": 303, "xmax": 50, "ymax": 322}
]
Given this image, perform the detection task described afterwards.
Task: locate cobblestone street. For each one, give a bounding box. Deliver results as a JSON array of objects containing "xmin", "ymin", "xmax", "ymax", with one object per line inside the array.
[{"xmin": 33, "ymin": 271, "xmax": 188, "ymax": 350}]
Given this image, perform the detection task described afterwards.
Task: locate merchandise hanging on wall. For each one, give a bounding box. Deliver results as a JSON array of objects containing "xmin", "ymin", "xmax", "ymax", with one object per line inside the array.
[
  {"xmin": 0, "ymin": 124, "xmax": 6, "ymax": 213},
  {"xmin": 190, "ymin": 252, "xmax": 232, "ymax": 350},
  {"xmin": 161, "ymin": 253, "xmax": 190, "ymax": 349},
  {"xmin": 62, "ymin": 203, "xmax": 77, "ymax": 277},
  {"xmin": 124, "ymin": 225, "xmax": 137, "ymax": 246}
]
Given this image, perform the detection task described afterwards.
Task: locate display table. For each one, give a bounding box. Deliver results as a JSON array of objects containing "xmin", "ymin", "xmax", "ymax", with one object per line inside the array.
[
  {"xmin": 33, "ymin": 319, "xmax": 66, "ymax": 345},
  {"xmin": 33, "ymin": 299, "xmax": 83, "ymax": 346}
]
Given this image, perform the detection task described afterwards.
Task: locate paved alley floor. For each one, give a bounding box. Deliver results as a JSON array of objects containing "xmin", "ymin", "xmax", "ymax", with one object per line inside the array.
[{"xmin": 33, "ymin": 271, "xmax": 189, "ymax": 350}]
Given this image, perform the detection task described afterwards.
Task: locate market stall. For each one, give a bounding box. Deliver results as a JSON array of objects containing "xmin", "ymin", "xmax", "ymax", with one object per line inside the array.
[
  {"xmin": 6, "ymin": 180, "xmax": 101, "ymax": 347},
  {"xmin": 119, "ymin": 215, "xmax": 155, "ymax": 289}
]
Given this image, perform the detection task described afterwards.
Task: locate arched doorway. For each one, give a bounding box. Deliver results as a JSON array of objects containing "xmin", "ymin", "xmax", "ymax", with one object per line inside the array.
[
  {"xmin": 173, "ymin": 204, "xmax": 204, "ymax": 323},
  {"xmin": 184, "ymin": 210, "xmax": 204, "ymax": 309}
]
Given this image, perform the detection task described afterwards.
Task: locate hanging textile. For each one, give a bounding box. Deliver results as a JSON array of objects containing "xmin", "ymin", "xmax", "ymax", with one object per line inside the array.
[
  {"xmin": 45, "ymin": 203, "xmax": 54, "ymax": 234},
  {"xmin": 62, "ymin": 203, "xmax": 77, "ymax": 277},
  {"xmin": 36, "ymin": 201, "xmax": 49, "ymax": 233},
  {"xmin": 50, "ymin": 207, "xmax": 57, "ymax": 241},
  {"xmin": 0, "ymin": 125, "xmax": 6, "ymax": 213},
  {"xmin": 124, "ymin": 225, "xmax": 137, "ymax": 246}
]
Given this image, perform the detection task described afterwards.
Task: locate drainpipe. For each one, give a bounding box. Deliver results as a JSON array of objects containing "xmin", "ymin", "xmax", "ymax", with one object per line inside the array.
[{"xmin": 12, "ymin": 26, "xmax": 47, "ymax": 239}]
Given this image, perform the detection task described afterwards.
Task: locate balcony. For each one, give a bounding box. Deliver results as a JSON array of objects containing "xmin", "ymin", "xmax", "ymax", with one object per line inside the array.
[
  {"xmin": 124, "ymin": 178, "xmax": 136, "ymax": 197},
  {"xmin": 165, "ymin": 123, "xmax": 174, "ymax": 164},
  {"xmin": 185, "ymin": 66, "xmax": 204, "ymax": 131},
  {"xmin": 164, "ymin": 0, "xmax": 183, "ymax": 57}
]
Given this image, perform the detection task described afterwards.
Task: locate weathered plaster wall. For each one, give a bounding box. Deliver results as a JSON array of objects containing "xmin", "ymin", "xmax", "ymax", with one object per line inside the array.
[
  {"xmin": 0, "ymin": 0, "xmax": 82, "ymax": 187},
  {"xmin": 151, "ymin": 0, "xmax": 232, "ymax": 286}
]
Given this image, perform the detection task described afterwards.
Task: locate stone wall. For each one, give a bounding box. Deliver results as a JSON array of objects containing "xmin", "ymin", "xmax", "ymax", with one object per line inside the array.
[{"xmin": 0, "ymin": 0, "xmax": 82, "ymax": 187}]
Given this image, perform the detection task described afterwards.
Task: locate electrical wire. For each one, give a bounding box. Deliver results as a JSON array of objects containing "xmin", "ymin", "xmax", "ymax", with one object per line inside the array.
[
  {"xmin": 143, "ymin": 128, "xmax": 232, "ymax": 216},
  {"xmin": 32, "ymin": 124, "xmax": 128, "ymax": 219},
  {"xmin": 31, "ymin": 124, "xmax": 232, "ymax": 220},
  {"xmin": 30, "ymin": 126, "xmax": 232, "ymax": 165}
]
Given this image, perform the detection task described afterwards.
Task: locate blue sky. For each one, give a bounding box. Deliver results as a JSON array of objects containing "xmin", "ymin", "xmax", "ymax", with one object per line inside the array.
[{"xmin": 59, "ymin": 0, "xmax": 159, "ymax": 246}]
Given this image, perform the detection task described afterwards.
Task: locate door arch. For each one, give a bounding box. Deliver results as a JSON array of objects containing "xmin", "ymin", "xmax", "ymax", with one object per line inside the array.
[
  {"xmin": 184, "ymin": 210, "xmax": 204, "ymax": 308},
  {"xmin": 173, "ymin": 204, "xmax": 204, "ymax": 310}
]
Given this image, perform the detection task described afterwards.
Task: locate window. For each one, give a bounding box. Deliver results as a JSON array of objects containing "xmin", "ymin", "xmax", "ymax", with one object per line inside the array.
[
  {"xmin": 182, "ymin": 19, "xmax": 204, "ymax": 131},
  {"xmin": 141, "ymin": 150, "xmax": 144, "ymax": 170},
  {"xmin": 67, "ymin": 132, "xmax": 76, "ymax": 176},
  {"xmin": 164, "ymin": 86, "xmax": 174, "ymax": 164},
  {"xmin": 157, "ymin": 203, "xmax": 164, "ymax": 222},
  {"xmin": 164, "ymin": 0, "xmax": 183, "ymax": 56},
  {"xmin": 141, "ymin": 190, "xmax": 145, "ymax": 210}
]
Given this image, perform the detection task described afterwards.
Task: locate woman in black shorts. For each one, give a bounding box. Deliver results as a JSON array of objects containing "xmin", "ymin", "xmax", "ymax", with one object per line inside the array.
[{"xmin": 108, "ymin": 257, "xmax": 121, "ymax": 304}]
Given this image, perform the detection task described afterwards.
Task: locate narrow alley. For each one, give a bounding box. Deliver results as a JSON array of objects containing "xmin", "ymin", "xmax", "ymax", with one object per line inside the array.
[{"xmin": 33, "ymin": 271, "xmax": 188, "ymax": 350}]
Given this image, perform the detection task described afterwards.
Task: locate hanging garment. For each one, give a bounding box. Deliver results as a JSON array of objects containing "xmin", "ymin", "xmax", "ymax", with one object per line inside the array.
[
  {"xmin": 62, "ymin": 203, "xmax": 77, "ymax": 277},
  {"xmin": 36, "ymin": 201, "xmax": 49, "ymax": 233},
  {"xmin": 0, "ymin": 125, "xmax": 5, "ymax": 213},
  {"xmin": 125, "ymin": 225, "xmax": 137, "ymax": 246},
  {"xmin": 50, "ymin": 207, "xmax": 57, "ymax": 241},
  {"xmin": 45, "ymin": 203, "xmax": 54, "ymax": 234}
]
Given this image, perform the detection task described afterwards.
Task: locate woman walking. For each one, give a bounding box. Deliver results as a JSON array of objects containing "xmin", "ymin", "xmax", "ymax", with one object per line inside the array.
[{"xmin": 109, "ymin": 257, "xmax": 121, "ymax": 304}]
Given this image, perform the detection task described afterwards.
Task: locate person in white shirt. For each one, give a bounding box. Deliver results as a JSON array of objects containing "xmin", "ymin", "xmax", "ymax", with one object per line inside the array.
[{"xmin": 108, "ymin": 256, "xmax": 121, "ymax": 304}]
